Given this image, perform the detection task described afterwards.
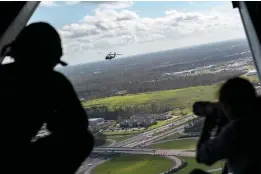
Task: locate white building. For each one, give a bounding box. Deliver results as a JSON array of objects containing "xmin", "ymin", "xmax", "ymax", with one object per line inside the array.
[
  {"xmin": 89, "ymin": 118, "xmax": 104, "ymax": 125},
  {"xmin": 245, "ymin": 69, "xmax": 257, "ymax": 76}
]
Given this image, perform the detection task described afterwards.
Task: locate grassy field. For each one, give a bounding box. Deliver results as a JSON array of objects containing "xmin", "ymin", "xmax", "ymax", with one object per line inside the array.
[
  {"xmin": 176, "ymin": 157, "xmax": 223, "ymax": 174},
  {"xmin": 88, "ymin": 83, "xmax": 220, "ymax": 136},
  {"xmin": 150, "ymin": 139, "xmax": 197, "ymax": 150},
  {"xmin": 155, "ymin": 133, "xmax": 181, "ymax": 142},
  {"xmin": 92, "ymin": 155, "xmax": 173, "ymax": 174},
  {"xmin": 106, "ymin": 135, "xmax": 134, "ymax": 142},
  {"xmin": 88, "ymin": 76, "xmax": 258, "ymax": 136},
  {"xmin": 83, "ymin": 75, "xmax": 258, "ymax": 111},
  {"xmin": 83, "ymin": 83, "xmax": 219, "ymax": 111},
  {"xmin": 98, "ymin": 140, "xmax": 112, "ymax": 147},
  {"xmin": 244, "ymin": 75, "xmax": 259, "ymax": 83}
]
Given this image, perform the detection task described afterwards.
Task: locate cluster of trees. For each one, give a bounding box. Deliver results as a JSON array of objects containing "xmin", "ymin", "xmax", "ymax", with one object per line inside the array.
[
  {"xmin": 86, "ymin": 104, "xmax": 174, "ymax": 120},
  {"xmin": 86, "ymin": 106, "xmax": 121, "ymax": 120}
]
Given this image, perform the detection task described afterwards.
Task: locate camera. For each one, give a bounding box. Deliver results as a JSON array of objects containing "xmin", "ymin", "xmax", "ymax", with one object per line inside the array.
[
  {"xmin": 193, "ymin": 101, "xmax": 229, "ymax": 134},
  {"xmin": 193, "ymin": 101, "xmax": 222, "ymax": 118}
]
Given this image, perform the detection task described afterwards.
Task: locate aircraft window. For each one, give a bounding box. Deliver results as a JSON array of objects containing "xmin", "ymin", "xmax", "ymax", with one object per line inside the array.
[{"xmin": 28, "ymin": 1, "xmax": 257, "ymax": 174}]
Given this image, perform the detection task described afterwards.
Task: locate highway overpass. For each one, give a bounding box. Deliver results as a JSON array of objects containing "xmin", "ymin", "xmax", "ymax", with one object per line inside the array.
[{"xmin": 92, "ymin": 147, "xmax": 195, "ymax": 157}]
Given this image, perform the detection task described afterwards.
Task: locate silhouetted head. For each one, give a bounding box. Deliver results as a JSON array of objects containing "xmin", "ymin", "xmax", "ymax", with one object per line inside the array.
[
  {"xmin": 219, "ymin": 77, "xmax": 257, "ymax": 120},
  {"xmin": 5, "ymin": 22, "xmax": 66, "ymax": 70}
]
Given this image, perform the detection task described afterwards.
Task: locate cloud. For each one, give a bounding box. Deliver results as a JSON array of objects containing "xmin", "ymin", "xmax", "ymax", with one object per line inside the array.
[
  {"xmin": 41, "ymin": 1, "xmax": 127, "ymax": 7},
  {"xmin": 40, "ymin": 1, "xmax": 59, "ymax": 7},
  {"xmin": 65, "ymin": 1, "xmax": 133, "ymax": 9},
  {"xmin": 99, "ymin": 1, "xmax": 133, "ymax": 9},
  {"xmin": 64, "ymin": 1, "xmax": 80, "ymax": 5},
  {"xmin": 57, "ymin": 2, "xmax": 245, "ymax": 65},
  {"xmin": 81, "ymin": 1, "xmax": 118, "ymax": 5}
]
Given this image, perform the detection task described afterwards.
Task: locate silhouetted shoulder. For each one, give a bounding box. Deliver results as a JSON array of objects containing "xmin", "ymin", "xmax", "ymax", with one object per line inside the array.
[
  {"xmin": 52, "ymin": 71, "xmax": 72, "ymax": 85},
  {"xmin": 50, "ymin": 71, "xmax": 76, "ymax": 93}
]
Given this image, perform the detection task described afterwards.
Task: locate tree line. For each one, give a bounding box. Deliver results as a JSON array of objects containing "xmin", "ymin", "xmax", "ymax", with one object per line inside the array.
[
  {"xmin": 75, "ymin": 71, "xmax": 243, "ymax": 101},
  {"xmin": 86, "ymin": 103, "xmax": 175, "ymax": 121}
]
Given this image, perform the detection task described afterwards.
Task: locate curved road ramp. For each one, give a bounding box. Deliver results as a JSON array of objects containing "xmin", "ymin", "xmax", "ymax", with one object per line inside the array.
[
  {"xmin": 80, "ymin": 155, "xmax": 185, "ymax": 174},
  {"xmin": 160, "ymin": 156, "xmax": 187, "ymax": 174},
  {"xmin": 78, "ymin": 150, "xmax": 192, "ymax": 174}
]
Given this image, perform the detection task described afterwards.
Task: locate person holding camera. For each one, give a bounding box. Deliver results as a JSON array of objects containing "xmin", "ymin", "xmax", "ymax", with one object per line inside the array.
[{"xmin": 193, "ymin": 77, "xmax": 261, "ymax": 174}]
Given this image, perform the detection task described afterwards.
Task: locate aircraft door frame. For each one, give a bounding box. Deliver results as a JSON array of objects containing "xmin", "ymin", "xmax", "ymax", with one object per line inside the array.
[
  {"xmin": 233, "ymin": 1, "xmax": 261, "ymax": 81},
  {"xmin": 0, "ymin": 1, "xmax": 40, "ymax": 64}
]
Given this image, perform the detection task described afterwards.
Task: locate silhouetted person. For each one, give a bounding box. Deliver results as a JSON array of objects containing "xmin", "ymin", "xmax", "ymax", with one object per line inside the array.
[
  {"xmin": 195, "ymin": 77, "xmax": 261, "ymax": 174},
  {"xmin": 0, "ymin": 22, "xmax": 93, "ymax": 174}
]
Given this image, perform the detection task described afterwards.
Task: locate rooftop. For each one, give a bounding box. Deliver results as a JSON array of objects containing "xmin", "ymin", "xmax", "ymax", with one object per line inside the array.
[{"xmin": 89, "ymin": 118, "xmax": 103, "ymax": 121}]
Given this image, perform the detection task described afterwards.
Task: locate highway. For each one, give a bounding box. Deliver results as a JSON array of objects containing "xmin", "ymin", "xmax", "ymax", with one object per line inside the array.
[
  {"xmin": 93, "ymin": 147, "xmax": 195, "ymax": 157},
  {"xmin": 112, "ymin": 116, "xmax": 193, "ymax": 147},
  {"xmin": 77, "ymin": 115, "xmax": 194, "ymax": 174},
  {"xmin": 149, "ymin": 137, "xmax": 198, "ymax": 146},
  {"xmin": 114, "ymin": 116, "xmax": 193, "ymax": 148}
]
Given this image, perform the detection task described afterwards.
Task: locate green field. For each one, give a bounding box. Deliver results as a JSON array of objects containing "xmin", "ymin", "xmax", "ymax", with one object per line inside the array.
[
  {"xmin": 90, "ymin": 82, "xmax": 220, "ymax": 136},
  {"xmin": 87, "ymin": 75, "xmax": 258, "ymax": 135},
  {"xmin": 244, "ymin": 75, "xmax": 259, "ymax": 83},
  {"xmin": 92, "ymin": 155, "xmax": 173, "ymax": 174},
  {"xmin": 92, "ymin": 155, "xmax": 223, "ymax": 174},
  {"xmin": 150, "ymin": 139, "xmax": 197, "ymax": 150},
  {"xmin": 83, "ymin": 75, "xmax": 258, "ymax": 112},
  {"xmin": 155, "ymin": 133, "xmax": 181, "ymax": 142},
  {"xmin": 98, "ymin": 140, "xmax": 112, "ymax": 147},
  {"xmin": 176, "ymin": 157, "xmax": 223, "ymax": 174},
  {"xmin": 106, "ymin": 135, "xmax": 133, "ymax": 142},
  {"xmin": 83, "ymin": 84, "xmax": 219, "ymax": 111}
]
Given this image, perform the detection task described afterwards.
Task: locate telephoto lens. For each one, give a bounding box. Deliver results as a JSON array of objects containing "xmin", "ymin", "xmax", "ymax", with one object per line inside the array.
[{"xmin": 193, "ymin": 101, "xmax": 219, "ymax": 117}]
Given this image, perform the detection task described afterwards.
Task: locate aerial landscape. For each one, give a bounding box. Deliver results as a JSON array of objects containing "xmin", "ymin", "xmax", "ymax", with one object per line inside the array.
[
  {"xmin": 53, "ymin": 38, "xmax": 259, "ymax": 174},
  {"xmin": 28, "ymin": 1, "xmax": 260, "ymax": 173}
]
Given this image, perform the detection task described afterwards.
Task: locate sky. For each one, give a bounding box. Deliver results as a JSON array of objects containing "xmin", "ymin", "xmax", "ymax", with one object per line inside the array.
[{"xmin": 28, "ymin": 1, "xmax": 247, "ymax": 65}]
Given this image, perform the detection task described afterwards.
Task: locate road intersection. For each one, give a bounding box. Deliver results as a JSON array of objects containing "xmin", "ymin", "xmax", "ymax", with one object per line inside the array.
[{"xmin": 77, "ymin": 116, "xmax": 200, "ymax": 174}]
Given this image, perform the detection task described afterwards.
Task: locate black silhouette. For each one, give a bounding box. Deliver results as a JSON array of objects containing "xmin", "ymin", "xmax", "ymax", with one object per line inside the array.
[
  {"xmin": 0, "ymin": 22, "xmax": 93, "ymax": 174},
  {"xmin": 195, "ymin": 77, "xmax": 261, "ymax": 174},
  {"xmin": 105, "ymin": 52, "xmax": 122, "ymax": 60}
]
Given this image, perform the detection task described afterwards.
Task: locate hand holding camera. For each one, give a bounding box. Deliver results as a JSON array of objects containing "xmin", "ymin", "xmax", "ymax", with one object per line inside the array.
[{"xmin": 193, "ymin": 101, "xmax": 229, "ymax": 134}]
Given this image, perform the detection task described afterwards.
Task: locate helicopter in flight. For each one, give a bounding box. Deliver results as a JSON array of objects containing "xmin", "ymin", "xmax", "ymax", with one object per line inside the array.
[{"xmin": 105, "ymin": 52, "xmax": 122, "ymax": 60}]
